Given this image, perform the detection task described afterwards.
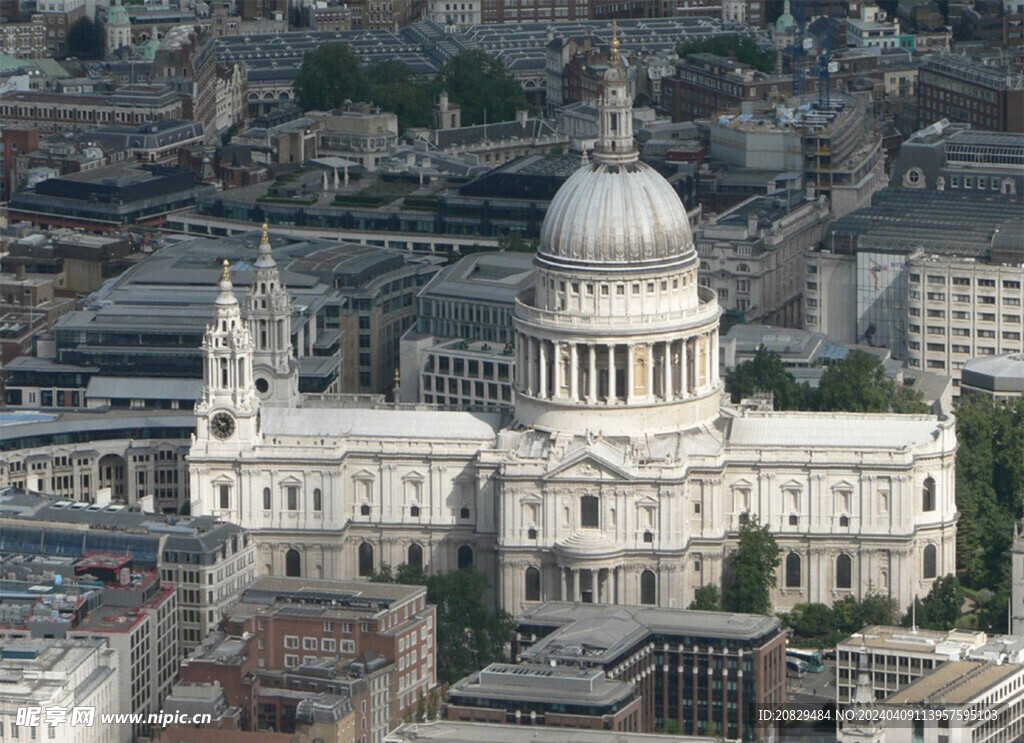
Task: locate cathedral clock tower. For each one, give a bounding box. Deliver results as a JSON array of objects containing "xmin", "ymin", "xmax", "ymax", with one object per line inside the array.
[
  {"xmin": 247, "ymin": 224, "xmax": 300, "ymax": 407},
  {"xmin": 194, "ymin": 259, "xmax": 260, "ymax": 454}
]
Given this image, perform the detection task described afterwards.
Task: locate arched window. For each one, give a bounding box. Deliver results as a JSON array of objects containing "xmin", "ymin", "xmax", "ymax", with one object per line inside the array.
[
  {"xmin": 460, "ymin": 506, "xmax": 470, "ymax": 519},
  {"xmin": 313, "ymin": 488, "xmax": 322, "ymax": 512},
  {"xmin": 457, "ymin": 545, "xmax": 473, "ymax": 570},
  {"xmin": 407, "ymin": 543, "xmax": 423, "ymax": 569},
  {"xmin": 785, "ymin": 552, "xmax": 801, "ymax": 588},
  {"xmin": 358, "ymin": 543, "xmax": 374, "ymax": 577},
  {"xmin": 525, "ymin": 567, "xmax": 540, "ymax": 602},
  {"xmin": 737, "ymin": 263, "xmax": 749, "ymax": 272},
  {"xmin": 580, "ymin": 495, "xmax": 599, "ymax": 529},
  {"xmin": 923, "ymin": 544, "xmax": 937, "ymax": 579},
  {"xmin": 360, "ymin": 503, "xmax": 370, "ymax": 516},
  {"xmin": 836, "ymin": 554, "xmax": 852, "ymax": 589},
  {"xmin": 285, "ymin": 548, "xmax": 301, "ymax": 577},
  {"xmin": 640, "ymin": 570, "xmax": 656, "ymax": 605},
  {"xmin": 262, "ymin": 487, "xmax": 271, "ymax": 510},
  {"xmin": 922, "ymin": 477, "xmax": 936, "ymax": 512}
]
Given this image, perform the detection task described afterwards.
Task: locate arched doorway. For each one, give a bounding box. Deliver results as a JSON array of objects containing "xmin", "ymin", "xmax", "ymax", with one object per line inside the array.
[{"xmin": 285, "ymin": 548, "xmax": 301, "ymax": 577}]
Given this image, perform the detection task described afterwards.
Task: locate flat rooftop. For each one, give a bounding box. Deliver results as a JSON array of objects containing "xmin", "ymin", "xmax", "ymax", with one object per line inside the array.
[
  {"xmin": 420, "ymin": 251, "xmax": 534, "ymax": 305},
  {"xmin": 518, "ymin": 602, "xmax": 782, "ymax": 666},
  {"xmin": 449, "ymin": 663, "xmax": 635, "ymax": 707},
  {"xmin": 884, "ymin": 660, "xmax": 1022, "ymax": 705},
  {"xmin": 385, "ymin": 721, "xmax": 715, "ymax": 742}
]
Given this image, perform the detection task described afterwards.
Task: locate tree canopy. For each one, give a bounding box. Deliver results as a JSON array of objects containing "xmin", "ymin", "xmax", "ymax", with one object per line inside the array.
[
  {"xmin": 294, "ymin": 45, "xmax": 526, "ymax": 132},
  {"xmin": 688, "ymin": 584, "xmax": 722, "ymax": 611},
  {"xmin": 725, "ymin": 348, "xmax": 929, "ymax": 414},
  {"xmin": 66, "ymin": 17, "xmax": 104, "ymax": 59},
  {"xmin": 434, "ymin": 49, "xmax": 527, "ymax": 126},
  {"xmin": 369, "ymin": 563, "xmax": 514, "ymax": 683},
  {"xmin": 904, "ymin": 575, "xmax": 965, "ymax": 632},
  {"xmin": 785, "ymin": 594, "xmax": 900, "ymax": 647},
  {"xmin": 725, "ymin": 516, "xmax": 780, "ymax": 615},
  {"xmin": 676, "ymin": 34, "xmax": 775, "ymax": 73},
  {"xmin": 954, "ymin": 395, "xmax": 1024, "ymax": 624}
]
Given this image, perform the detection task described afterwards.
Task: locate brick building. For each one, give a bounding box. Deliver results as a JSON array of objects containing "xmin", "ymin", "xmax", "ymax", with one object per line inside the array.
[
  {"xmin": 513, "ymin": 602, "xmax": 788, "ymax": 739},
  {"xmin": 917, "ymin": 54, "xmax": 1024, "ymax": 133},
  {"xmin": 180, "ymin": 577, "xmax": 437, "ymax": 743}
]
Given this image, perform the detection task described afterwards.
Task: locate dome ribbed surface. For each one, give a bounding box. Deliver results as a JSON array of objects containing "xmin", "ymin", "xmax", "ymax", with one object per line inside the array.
[{"xmin": 538, "ymin": 160, "xmax": 694, "ymax": 269}]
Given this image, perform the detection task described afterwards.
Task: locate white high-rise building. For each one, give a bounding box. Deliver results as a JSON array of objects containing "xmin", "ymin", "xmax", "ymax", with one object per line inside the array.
[{"xmin": 189, "ymin": 35, "xmax": 958, "ymax": 615}]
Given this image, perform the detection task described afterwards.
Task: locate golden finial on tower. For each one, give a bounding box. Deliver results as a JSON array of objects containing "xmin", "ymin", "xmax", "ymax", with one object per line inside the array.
[
  {"xmin": 393, "ymin": 368, "xmax": 400, "ymax": 386},
  {"xmin": 261, "ymin": 222, "xmax": 269, "ymax": 243},
  {"xmin": 221, "ymin": 258, "xmax": 231, "ymax": 282},
  {"xmin": 610, "ymin": 19, "xmax": 620, "ymax": 65}
]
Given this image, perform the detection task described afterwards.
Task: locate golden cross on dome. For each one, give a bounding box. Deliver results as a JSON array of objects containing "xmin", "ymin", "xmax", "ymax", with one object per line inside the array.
[
  {"xmin": 610, "ymin": 20, "xmax": 620, "ymax": 65},
  {"xmin": 262, "ymin": 222, "xmax": 269, "ymax": 243},
  {"xmin": 222, "ymin": 258, "xmax": 231, "ymax": 281}
]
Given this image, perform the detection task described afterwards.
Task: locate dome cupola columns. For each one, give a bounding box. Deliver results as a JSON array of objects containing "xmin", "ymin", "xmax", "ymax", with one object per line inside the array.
[{"xmin": 511, "ymin": 23, "xmax": 722, "ymax": 435}]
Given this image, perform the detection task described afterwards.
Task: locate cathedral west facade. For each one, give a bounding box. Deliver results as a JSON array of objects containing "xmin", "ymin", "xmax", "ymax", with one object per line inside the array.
[{"xmin": 189, "ymin": 47, "xmax": 957, "ymax": 615}]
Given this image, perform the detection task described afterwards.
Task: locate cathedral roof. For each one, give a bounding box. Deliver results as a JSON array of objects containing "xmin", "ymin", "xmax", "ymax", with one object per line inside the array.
[
  {"xmin": 537, "ymin": 160, "xmax": 695, "ymax": 271},
  {"xmin": 727, "ymin": 412, "xmax": 942, "ymax": 449},
  {"xmin": 261, "ymin": 407, "xmax": 502, "ymax": 441}
]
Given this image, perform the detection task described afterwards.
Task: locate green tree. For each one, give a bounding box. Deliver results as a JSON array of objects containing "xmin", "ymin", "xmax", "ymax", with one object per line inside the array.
[
  {"xmin": 66, "ymin": 17, "xmax": 104, "ymax": 59},
  {"xmin": 891, "ymin": 385, "xmax": 930, "ymax": 414},
  {"xmin": 725, "ymin": 516, "xmax": 780, "ymax": 615},
  {"xmin": 677, "ymin": 34, "xmax": 775, "ymax": 73},
  {"xmin": 369, "ymin": 563, "xmax": 395, "ymax": 583},
  {"xmin": 435, "ymin": 49, "xmax": 527, "ymax": 126},
  {"xmin": 415, "ymin": 694, "xmax": 426, "ymax": 722},
  {"xmin": 725, "ymin": 347, "xmax": 807, "ymax": 409},
  {"xmin": 857, "ymin": 593, "xmax": 900, "ymax": 627},
  {"xmin": 906, "ymin": 575, "xmax": 965, "ymax": 631},
  {"xmin": 294, "ymin": 43, "xmax": 368, "ymax": 112},
  {"xmin": 816, "ymin": 350, "xmax": 893, "ymax": 412},
  {"xmin": 365, "ymin": 60, "xmax": 434, "ymax": 131},
  {"xmin": 427, "ymin": 691, "xmax": 440, "ymax": 721},
  {"xmin": 955, "ymin": 396, "xmax": 1024, "ymax": 590},
  {"xmin": 496, "ymin": 231, "xmax": 537, "ymax": 253},
  {"xmin": 426, "ymin": 568, "xmax": 515, "ymax": 683},
  {"xmin": 786, "ymin": 603, "xmax": 834, "ymax": 640},
  {"xmin": 688, "ymin": 584, "xmax": 722, "ymax": 611}
]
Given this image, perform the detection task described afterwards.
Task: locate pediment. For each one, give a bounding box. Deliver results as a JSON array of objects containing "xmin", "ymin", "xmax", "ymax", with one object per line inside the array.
[{"xmin": 544, "ymin": 449, "xmax": 634, "ymax": 482}]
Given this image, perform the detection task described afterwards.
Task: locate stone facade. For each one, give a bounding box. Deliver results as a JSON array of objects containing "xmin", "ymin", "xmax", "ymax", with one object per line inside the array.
[{"xmin": 190, "ymin": 47, "xmax": 958, "ymax": 617}]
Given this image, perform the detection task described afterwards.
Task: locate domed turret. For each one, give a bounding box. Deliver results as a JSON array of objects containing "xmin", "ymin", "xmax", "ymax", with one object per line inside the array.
[{"xmin": 512, "ymin": 22, "xmax": 721, "ymax": 435}]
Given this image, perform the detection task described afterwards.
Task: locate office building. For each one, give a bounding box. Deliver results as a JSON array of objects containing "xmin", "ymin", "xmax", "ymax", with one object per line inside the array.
[
  {"xmin": 387, "ymin": 722, "xmax": 717, "ymax": 742},
  {"xmin": 0, "ymin": 490, "xmax": 256, "ymax": 653},
  {"xmin": 847, "ymin": 3, "xmax": 903, "ymax": 49},
  {"xmin": 917, "ymin": 54, "xmax": 1024, "ymax": 133},
  {"xmin": 400, "ymin": 251, "xmax": 533, "ymax": 411},
  {"xmin": 514, "ymin": 602, "xmax": 787, "ymax": 738},
  {"xmin": 179, "ymin": 577, "xmax": 436, "ymax": 743},
  {"xmin": 0, "ymin": 15, "xmax": 47, "ymax": 59},
  {"xmin": 0, "ymin": 85, "xmax": 184, "ymax": 135},
  {"xmin": 661, "ymin": 53, "xmax": 791, "ymax": 123},
  {"xmin": 446, "ymin": 664, "xmax": 642, "ymax": 731},
  {"xmin": 882, "ymin": 659, "xmax": 1024, "ymax": 743},
  {"xmin": 710, "ymin": 94, "xmax": 887, "ymax": 218},
  {"xmin": 0, "ymin": 557, "xmax": 178, "ymax": 742},
  {"xmin": 695, "ymin": 190, "xmax": 832, "ymax": 326},
  {"xmin": 805, "ymin": 187, "xmax": 1024, "ymax": 390},
  {"xmin": 890, "ymin": 119, "xmax": 1023, "ymax": 196},
  {"xmin": 6, "ymin": 163, "xmax": 215, "ymax": 231},
  {"xmin": 0, "ymin": 639, "xmax": 120, "ymax": 743}
]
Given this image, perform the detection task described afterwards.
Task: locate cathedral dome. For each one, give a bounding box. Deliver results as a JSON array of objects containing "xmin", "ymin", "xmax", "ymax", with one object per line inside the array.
[{"xmin": 537, "ymin": 159, "xmax": 694, "ymax": 271}]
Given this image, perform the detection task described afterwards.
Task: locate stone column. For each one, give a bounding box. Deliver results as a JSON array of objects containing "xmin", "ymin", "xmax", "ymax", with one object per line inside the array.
[
  {"xmin": 587, "ymin": 345, "xmax": 597, "ymax": 403},
  {"xmin": 538, "ymin": 339, "xmax": 547, "ymax": 399},
  {"xmin": 610, "ymin": 567, "xmax": 618, "ymax": 604},
  {"xmin": 554, "ymin": 341, "xmax": 564, "ymax": 399},
  {"xmin": 526, "ymin": 335, "xmax": 535, "ymax": 394},
  {"xmin": 646, "ymin": 343, "xmax": 654, "ymax": 399},
  {"xmin": 572, "ymin": 568, "xmax": 580, "ymax": 602},
  {"xmin": 662, "ymin": 341, "xmax": 672, "ymax": 401},
  {"xmin": 563, "ymin": 567, "xmax": 571, "ymax": 601},
  {"xmin": 608, "ymin": 344, "xmax": 616, "ymax": 402},
  {"xmin": 569, "ymin": 343, "xmax": 579, "ymax": 401},
  {"xmin": 711, "ymin": 329, "xmax": 719, "ymax": 386},
  {"xmin": 626, "ymin": 344, "xmax": 635, "ymax": 404},
  {"xmin": 681, "ymin": 339, "xmax": 689, "ymax": 397}
]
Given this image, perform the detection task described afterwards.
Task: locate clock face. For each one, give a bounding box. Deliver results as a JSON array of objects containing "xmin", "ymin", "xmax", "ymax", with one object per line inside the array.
[{"xmin": 211, "ymin": 412, "xmax": 235, "ymax": 440}]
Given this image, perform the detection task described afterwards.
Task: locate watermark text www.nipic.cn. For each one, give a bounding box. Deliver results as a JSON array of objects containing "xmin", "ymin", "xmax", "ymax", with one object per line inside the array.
[{"xmin": 16, "ymin": 707, "xmax": 213, "ymax": 729}]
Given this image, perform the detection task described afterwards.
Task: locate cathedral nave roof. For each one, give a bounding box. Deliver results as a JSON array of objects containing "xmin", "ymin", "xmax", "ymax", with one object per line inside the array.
[{"xmin": 260, "ymin": 406, "xmax": 503, "ymax": 441}]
